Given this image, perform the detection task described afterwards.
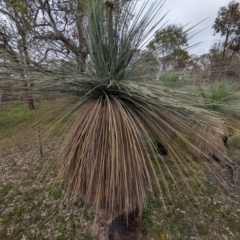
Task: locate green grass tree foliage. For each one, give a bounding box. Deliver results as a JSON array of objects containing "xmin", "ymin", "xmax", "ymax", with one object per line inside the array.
[
  {"xmin": 2, "ymin": 0, "xmax": 240, "ymax": 239},
  {"xmin": 200, "ymin": 80, "xmax": 239, "ymax": 112},
  {"xmin": 199, "ymin": 80, "xmax": 240, "ymax": 146}
]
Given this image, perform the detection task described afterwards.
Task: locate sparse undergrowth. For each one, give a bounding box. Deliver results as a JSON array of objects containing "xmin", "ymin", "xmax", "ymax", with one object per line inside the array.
[
  {"xmin": 0, "ymin": 136, "xmax": 95, "ymax": 240},
  {"xmin": 0, "ymin": 152, "xmax": 96, "ymax": 240},
  {"xmin": 1, "ymin": 103, "xmax": 240, "ymax": 240},
  {"xmin": 141, "ymin": 167, "xmax": 240, "ymax": 239}
]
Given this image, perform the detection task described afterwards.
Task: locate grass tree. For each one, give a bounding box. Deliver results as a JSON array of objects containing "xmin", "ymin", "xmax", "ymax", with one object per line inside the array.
[
  {"xmin": 199, "ymin": 80, "xmax": 240, "ymax": 146},
  {"xmin": 1, "ymin": 1, "xmax": 240, "ymax": 240}
]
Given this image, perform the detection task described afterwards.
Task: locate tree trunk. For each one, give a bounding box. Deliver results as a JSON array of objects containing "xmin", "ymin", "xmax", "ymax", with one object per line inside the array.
[
  {"xmin": 27, "ymin": 98, "xmax": 35, "ymax": 110},
  {"xmin": 108, "ymin": 207, "xmax": 141, "ymax": 240},
  {"xmin": 25, "ymin": 83, "xmax": 35, "ymax": 110}
]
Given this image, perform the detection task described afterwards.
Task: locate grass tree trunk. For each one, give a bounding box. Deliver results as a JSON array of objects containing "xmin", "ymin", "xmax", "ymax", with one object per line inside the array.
[
  {"xmin": 100, "ymin": 3, "xmax": 143, "ymax": 237},
  {"xmin": 108, "ymin": 207, "xmax": 141, "ymax": 240}
]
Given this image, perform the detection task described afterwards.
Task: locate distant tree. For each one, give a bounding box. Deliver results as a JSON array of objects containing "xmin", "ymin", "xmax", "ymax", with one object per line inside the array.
[
  {"xmin": 189, "ymin": 41, "xmax": 240, "ymax": 81},
  {"xmin": 0, "ymin": 0, "xmax": 38, "ymax": 108},
  {"xmin": 147, "ymin": 24, "xmax": 190, "ymax": 71},
  {"xmin": 0, "ymin": 0, "xmax": 136, "ymax": 70},
  {"xmin": 187, "ymin": 42, "xmax": 240, "ymax": 81},
  {"xmin": 213, "ymin": 1, "xmax": 240, "ymax": 59},
  {"xmin": 186, "ymin": 54, "xmax": 211, "ymax": 81},
  {"xmin": 213, "ymin": 1, "xmax": 240, "ymax": 50},
  {"xmin": 210, "ymin": 41, "xmax": 240, "ymax": 78},
  {"xmin": 0, "ymin": 0, "xmax": 101, "ymax": 71},
  {"xmin": 191, "ymin": 54, "xmax": 211, "ymax": 71}
]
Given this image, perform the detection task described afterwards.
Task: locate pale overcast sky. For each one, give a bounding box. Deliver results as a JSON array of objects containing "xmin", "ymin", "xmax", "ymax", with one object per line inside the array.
[{"xmin": 136, "ymin": 0, "xmax": 231, "ymax": 55}]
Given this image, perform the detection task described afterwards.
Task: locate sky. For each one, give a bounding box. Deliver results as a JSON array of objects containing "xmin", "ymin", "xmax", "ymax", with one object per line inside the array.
[{"xmin": 136, "ymin": 0, "xmax": 231, "ymax": 55}]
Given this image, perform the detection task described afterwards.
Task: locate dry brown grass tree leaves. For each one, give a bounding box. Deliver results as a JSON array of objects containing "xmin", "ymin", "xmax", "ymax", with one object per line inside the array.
[{"xmin": 60, "ymin": 98, "xmax": 151, "ymax": 218}]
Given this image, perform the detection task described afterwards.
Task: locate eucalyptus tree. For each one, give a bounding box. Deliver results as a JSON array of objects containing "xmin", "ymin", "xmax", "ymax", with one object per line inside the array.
[
  {"xmin": 212, "ymin": 1, "xmax": 240, "ymax": 78},
  {"xmin": 2, "ymin": 1, "xmax": 240, "ymax": 240},
  {"xmin": 0, "ymin": 0, "xmax": 86, "ymax": 69},
  {"xmin": 213, "ymin": 0, "xmax": 240, "ymax": 57},
  {"xmin": 0, "ymin": 0, "xmax": 37, "ymax": 108},
  {"xmin": 204, "ymin": 40, "xmax": 240, "ymax": 79},
  {"xmin": 208, "ymin": 41, "xmax": 231, "ymax": 78},
  {"xmin": 147, "ymin": 24, "xmax": 190, "ymax": 71},
  {"xmin": 0, "ymin": 0, "xmax": 134, "ymax": 94},
  {"xmin": 0, "ymin": 0, "xmax": 133, "ymax": 68}
]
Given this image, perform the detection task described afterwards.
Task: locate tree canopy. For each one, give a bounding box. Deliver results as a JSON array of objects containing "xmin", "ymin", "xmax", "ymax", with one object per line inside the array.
[
  {"xmin": 213, "ymin": 0, "xmax": 240, "ymax": 54},
  {"xmin": 147, "ymin": 24, "xmax": 190, "ymax": 70}
]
